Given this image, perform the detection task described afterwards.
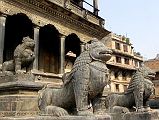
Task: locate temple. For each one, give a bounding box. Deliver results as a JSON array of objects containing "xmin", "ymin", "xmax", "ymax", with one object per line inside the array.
[
  {"xmin": 0, "ymin": 0, "xmax": 109, "ymax": 117},
  {"xmin": 0, "ymin": 1, "xmax": 156, "ymax": 120},
  {"xmin": 0, "ymin": 0, "xmax": 109, "ymax": 83}
]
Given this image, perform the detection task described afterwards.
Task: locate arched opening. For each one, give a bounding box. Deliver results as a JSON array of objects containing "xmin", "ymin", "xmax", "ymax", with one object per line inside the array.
[
  {"xmin": 38, "ymin": 24, "xmax": 60, "ymax": 74},
  {"xmin": 65, "ymin": 33, "xmax": 81, "ymax": 72},
  {"xmin": 3, "ymin": 13, "xmax": 33, "ymax": 61}
]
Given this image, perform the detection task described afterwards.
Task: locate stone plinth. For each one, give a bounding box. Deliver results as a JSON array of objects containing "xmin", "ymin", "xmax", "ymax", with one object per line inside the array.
[
  {"xmin": 0, "ymin": 115, "xmax": 111, "ymax": 120},
  {"xmin": 0, "ymin": 73, "xmax": 35, "ymax": 84},
  {"xmin": 110, "ymin": 111, "xmax": 159, "ymax": 120},
  {"xmin": 123, "ymin": 111, "xmax": 159, "ymax": 120},
  {"xmin": 0, "ymin": 75, "xmax": 43, "ymax": 117}
]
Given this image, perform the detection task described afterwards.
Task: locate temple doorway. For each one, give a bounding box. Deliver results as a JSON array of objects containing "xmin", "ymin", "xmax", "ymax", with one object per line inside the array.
[{"xmin": 38, "ymin": 24, "xmax": 60, "ymax": 74}]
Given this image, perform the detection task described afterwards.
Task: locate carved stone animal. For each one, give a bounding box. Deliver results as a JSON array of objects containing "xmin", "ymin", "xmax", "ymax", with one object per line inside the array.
[
  {"xmin": 105, "ymin": 66, "xmax": 155, "ymax": 113},
  {"xmin": 38, "ymin": 38, "xmax": 112, "ymax": 116},
  {"xmin": 2, "ymin": 36, "xmax": 35, "ymax": 74}
]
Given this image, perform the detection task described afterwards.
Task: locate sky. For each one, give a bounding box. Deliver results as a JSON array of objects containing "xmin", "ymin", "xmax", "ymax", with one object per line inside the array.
[{"xmin": 85, "ymin": 0, "xmax": 159, "ymax": 60}]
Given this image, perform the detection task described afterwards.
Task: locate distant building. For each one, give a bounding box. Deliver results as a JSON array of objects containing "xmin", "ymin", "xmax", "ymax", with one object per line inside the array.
[
  {"xmin": 104, "ymin": 33, "xmax": 143, "ymax": 93},
  {"xmin": 144, "ymin": 54, "xmax": 159, "ymax": 96}
]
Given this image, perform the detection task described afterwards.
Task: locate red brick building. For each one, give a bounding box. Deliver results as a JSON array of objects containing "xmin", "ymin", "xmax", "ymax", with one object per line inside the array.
[{"xmin": 144, "ymin": 54, "xmax": 159, "ymax": 96}]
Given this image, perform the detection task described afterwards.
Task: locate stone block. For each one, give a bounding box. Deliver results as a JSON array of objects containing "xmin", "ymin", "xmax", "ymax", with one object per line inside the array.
[
  {"xmin": 0, "ymin": 115, "xmax": 111, "ymax": 120},
  {"xmin": 0, "ymin": 73, "xmax": 35, "ymax": 84},
  {"xmin": 123, "ymin": 112, "xmax": 159, "ymax": 120},
  {"xmin": 0, "ymin": 80, "xmax": 43, "ymax": 117},
  {"xmin": 0, "ymin": 95, "xmax": 39, "ymax": 117},
  {"xmin": 110, "ymin": 111, "xmax": 159, "ymax": 120},
  {"xmin": 0, "ymin": 81, "xmax": 43, "ymax": 92},
  {"xmin": 0, "ymin": 73, "xmax": 14, "ymax": 84}
]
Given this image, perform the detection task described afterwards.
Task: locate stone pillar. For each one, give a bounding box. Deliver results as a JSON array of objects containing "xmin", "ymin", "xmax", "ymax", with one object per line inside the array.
[
  {"xmin": 33, "ymin": 26, "xmax": 40, "ymax": 70},
  {"xmin": 110, "ymin": 71, "xmax": 115, "ymax": 80},
  {"xmin": 110, "ymin": 82, "xmax": 116, "ymax": 92},
  {"xmin": 80, "ymin": 43, "xmax": 85, "ymax": 53},
  {"xmin": 93, "ymin": 0, "xmax": 98, "ymax": 15},
  {"xmin": 0, "ymin": 14, "xmax": 6, "ymax": 66},
  {"xmin": 59, "ymin": 35, "xmax": 65, "ymax": 74},
  {"xmin": 119, "ymin": 84, "xmax": 124, "ymax": 92},
  {"xmin": 118, "ymin": 71, "xmax": 122, "ymax": 81}
]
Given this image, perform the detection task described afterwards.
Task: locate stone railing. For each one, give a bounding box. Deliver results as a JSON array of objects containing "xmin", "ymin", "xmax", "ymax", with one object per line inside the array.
[
  {"xmin": 112, "ymin": 49, "xmax": 134, "ymax": 58},
  {"xmin": 47, "ymin": 0, "xmax": 64, "ymax": 7},
  {"xmin": 112, "ymin": 33, "xmax": 122, "ymax": 41},
  {"xmin": 47, "ymin": 0, "xmax": 105, "ymax": 27},
  {"xmin": 70, "ymin": 2, "xmax": 104, "ymax": 27},
  {"xmin": 134, "ymin": 52, "xmax": 143, "ymax": 61}
]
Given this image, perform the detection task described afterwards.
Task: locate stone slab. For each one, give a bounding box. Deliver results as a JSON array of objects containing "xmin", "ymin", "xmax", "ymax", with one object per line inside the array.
[
  {"xmin": 0, "ymin": 73, "xmax": 36, "ymax": 84},
  {"xmin": 0, "ymin": 79, "xmax": 43, "ymax": 117},
  {"xmin": 0, "ymin": 95, "xmax": 39, "ymax": 117},
  {"xmin": 0, "ymin": 81, "xmax": 43, "ymax": 92},
  {"xmin": 123, "ymin": 111, "xmax": 159, "ymax": 120},
  {"xmin": 110, "ymin": 111, "xmax": 159, "ymax": 120},
  {"xmin": 0, "ymin": 115, "xmax": 111, "ymax": 120}
]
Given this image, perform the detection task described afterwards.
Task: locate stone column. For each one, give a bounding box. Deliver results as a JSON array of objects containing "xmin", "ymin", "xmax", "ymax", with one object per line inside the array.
[
  {"xmin": 80, "ymin": 43, "xmax": 85, "ymax": 53},
  {"xmin": 59, "ymin": 35, "xmax": 65, "ymax": 74},
  {"xmin": 33, "ymin": 26, "xmax": 40, "ymax": 70},
  {"xmin": 110, "ymin": 71, "xmax": 115, "ymax": 80},
  {"xmin": 110, "ymin": 82, "xmax": 116, "ymax": 92},
  {"xmin": 119, "ymin": 84, "xmax": 124, "ymax": 92},
  {"xmin": 93, "ymin": 0, "xmax": 98, "ymax": 15},
  {"xmin": 0, "ymin": 14, "xmax": 6, "ymax": 66},
  {"xmin": 118, "ymin": 71, "xmax": 122, "ymax": 81}
]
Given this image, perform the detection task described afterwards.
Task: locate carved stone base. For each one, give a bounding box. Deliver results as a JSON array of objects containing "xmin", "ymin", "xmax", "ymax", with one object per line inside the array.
[
  {"xmin": 110, "ymin": 111, "xmax": 159, "ymax": 120},
  {"xmin": 1, "ymin": 112, "xmax": 159, "ymax": 120},
  {"xmin": 0, "ymin": 73, "xmax": 35, "ymax": 84},
  {"xmin": 0, "ymin": 115, "xmax": 111, "ymax": 120},
  {"xmin": 123, "ymin": 111, "xmax": 159, "ymax": 120},
  {"xmin": 0, "ymin": 95, "xmax": 39, "ymax": 117},
  {"xmin": 0, "ymin": 76, "xmax": 43, "ymax": 117}
]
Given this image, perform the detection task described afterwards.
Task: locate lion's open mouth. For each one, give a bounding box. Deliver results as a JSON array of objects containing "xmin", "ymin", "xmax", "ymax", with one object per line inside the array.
[
  {"xmin": 99, "ymin": 50, "xmax": 112, "ymax": 55},
  {"xmin": 148, "ymin": 73, "xmax": 156, "ymax": 78}
]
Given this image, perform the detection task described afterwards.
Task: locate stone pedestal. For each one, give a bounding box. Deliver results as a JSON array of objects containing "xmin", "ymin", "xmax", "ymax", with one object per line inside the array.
[
  {"xmin": 123, "ymin": 112, "xmax": 159, "ymax": 120},
  {"xmin": 0, "ymin": 73, "xmax": 35, "ymax": 84},
  {"xmin": 0, "ymin": 74, "xmax": 43, "ymax": 117},
  {"xmin": 110, "ymin": 111, "xmax": 159, "ymax": 120},
  {"xmin": 0, "ymin": 115, "xmax": 111, "ymax": 120}
]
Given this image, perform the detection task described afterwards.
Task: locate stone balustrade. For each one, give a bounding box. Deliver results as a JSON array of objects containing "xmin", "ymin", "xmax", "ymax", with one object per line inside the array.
[{"xmin": 47, "ymin": 0, "xmax": 105, "ymax": 27}]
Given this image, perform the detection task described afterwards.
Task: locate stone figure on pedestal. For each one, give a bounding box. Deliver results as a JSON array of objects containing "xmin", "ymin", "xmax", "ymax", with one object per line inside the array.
[
  {"xmin": 2, "ymin": 36, "xmax": 35, "ymax": 75},
  {"xmin": 38, "ymin": 38, "xmax": 112, "ymax": 117},
  {"xmin": 105, "ymin": 65, "xmax": 155, "ymax": 113}
]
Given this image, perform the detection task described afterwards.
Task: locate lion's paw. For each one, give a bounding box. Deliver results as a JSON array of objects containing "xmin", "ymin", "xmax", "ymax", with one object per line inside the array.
[{"xmin": 45, "ymin": 106, "xmax": 69, "ymax": 117}]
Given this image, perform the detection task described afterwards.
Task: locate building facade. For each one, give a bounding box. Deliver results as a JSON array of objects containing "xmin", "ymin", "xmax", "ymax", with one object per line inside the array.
[
  {"xmin": 0, "ymin": 0, "xmax": 109, "ymax": 86},
  {"xmin": 0, "ymin": 0, "xmax": 145, "ymax": 116},
  {"xmin": 144, "ymin": 55, "xmax": 159, "ymax": 97},
  {"xmin": 104, "ymin": 33, "xmax": 143, "ymax": 93}
]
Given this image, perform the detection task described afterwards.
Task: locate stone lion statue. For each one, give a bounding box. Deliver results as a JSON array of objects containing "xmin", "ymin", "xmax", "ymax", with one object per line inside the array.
[
  {"xmin": 38, "ymin": 38, "xmax": 112, "ymax": 116},
  {"xmin": 105, "ymin": 65, "xmax": 155, "ymax": 113},
  {"xmin": 2, "ymin": 36, "xmax": 35, "ymax": 74}
]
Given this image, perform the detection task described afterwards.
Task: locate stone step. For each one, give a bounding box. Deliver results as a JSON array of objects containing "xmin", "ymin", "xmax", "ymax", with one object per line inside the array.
[{"xmin": 0, "ymin": 115, "xmax": 111, "ymax": 120}]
